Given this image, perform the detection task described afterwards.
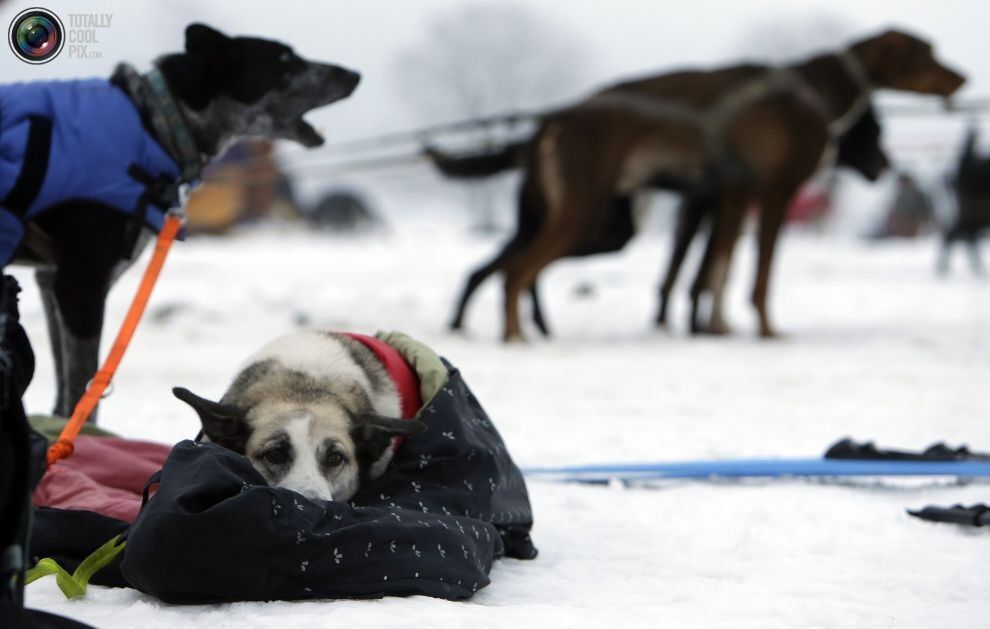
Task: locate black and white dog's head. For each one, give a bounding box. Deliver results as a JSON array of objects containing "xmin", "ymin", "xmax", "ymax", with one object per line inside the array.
[
  {"xmin": 158, "ymin": 23, "xmax": 360, "ymax": 154},
  {"xmin": 172, "ymin": 331, "xmax": 425, "ymax": 502}
]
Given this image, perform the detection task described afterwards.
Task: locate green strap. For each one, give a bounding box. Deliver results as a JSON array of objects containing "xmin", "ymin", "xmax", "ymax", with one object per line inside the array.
[
  {"xmin": 25, "ymin": 535, "xmax": 125, "ymax": 599},
  {"xmin": 375, "ymin": 331, "xmax": 449, "ymax": 405},
  {"xmin": 28, "ymin": 415, "xmax": 119, "ymax": 442}
]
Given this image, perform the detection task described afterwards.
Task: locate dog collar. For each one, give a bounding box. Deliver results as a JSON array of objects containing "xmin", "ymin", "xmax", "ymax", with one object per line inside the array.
[
  {"xmin": 343, "ymin": 333, "xmax": 423, "ymax": 420},
  {"xmin": 144, "ymin": 68, "xmax": 206, "ymax": 183},
  {"xmin": 112, "ymin": 63, "xmax": 205, "ymax": 184}
]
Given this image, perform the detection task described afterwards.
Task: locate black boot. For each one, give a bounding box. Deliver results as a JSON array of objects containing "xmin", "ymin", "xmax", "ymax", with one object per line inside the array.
[{"xmin": 0, "ymin": 275, "xmax": 92, "ymax": 628}]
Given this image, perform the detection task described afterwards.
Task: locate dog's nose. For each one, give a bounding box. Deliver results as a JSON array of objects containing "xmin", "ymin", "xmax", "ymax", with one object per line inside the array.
[
  {"xmin": 338, "ymin": 67, "xmax": 361, "ymax": 92},
  {"xmin": 301, "ymin": 489, "xmax": 332, "ymax": 502}
]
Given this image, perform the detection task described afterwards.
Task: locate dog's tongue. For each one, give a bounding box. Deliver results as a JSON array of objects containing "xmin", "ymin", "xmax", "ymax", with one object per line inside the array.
[{"xmin": 295, "ymin": 117, "xmax": 324, "ymax": 148}]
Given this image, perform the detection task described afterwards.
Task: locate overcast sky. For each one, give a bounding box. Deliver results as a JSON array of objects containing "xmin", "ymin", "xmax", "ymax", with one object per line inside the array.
[{"xmin": 2, "ymin": 0, "xmax": 987, "ymax": 172}]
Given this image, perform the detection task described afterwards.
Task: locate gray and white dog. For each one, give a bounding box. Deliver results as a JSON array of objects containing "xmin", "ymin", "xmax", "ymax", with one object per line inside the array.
[{"xmin": 173, "ymin": 331, "xmax": 426, "ymax": 502}]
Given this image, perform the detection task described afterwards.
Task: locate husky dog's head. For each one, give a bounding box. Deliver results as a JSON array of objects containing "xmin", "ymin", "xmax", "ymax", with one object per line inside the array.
[
  {"xmin": 157, "ymin": 23, "xmax": 361, "ymax": 154},
  {"xmin": 173, "ymin": 333, "xmax": 425, "ymax": 502}
]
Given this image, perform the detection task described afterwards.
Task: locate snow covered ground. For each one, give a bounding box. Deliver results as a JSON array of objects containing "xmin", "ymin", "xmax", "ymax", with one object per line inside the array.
[{"xmin": 14, "ymin": 209, "xmax": 990, "ymax": 628}]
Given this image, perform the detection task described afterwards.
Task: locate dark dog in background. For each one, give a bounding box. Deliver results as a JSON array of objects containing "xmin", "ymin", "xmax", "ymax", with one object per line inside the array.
[
  {"xmin": 427, "ymin": 29, "xmax": 962, "ymax": 341},
  {"xmin": 3, "ymin": 24, "xmax": 359, "ymax": 419},
  {"xmin": 429, "ymin": 103, "xmax": 888, "ymax": 338},
  {"xmin": 939, "ymin": 127, "xmax": 990, "ymax": 274}
]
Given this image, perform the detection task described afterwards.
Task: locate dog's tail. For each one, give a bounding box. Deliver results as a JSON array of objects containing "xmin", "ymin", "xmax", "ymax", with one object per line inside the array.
[{"xmin": 423, "ymin": 140, "xmax": 529, "ymax": 180}]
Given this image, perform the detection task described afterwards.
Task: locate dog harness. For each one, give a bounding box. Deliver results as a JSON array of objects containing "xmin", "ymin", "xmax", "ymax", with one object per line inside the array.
[
  {"xmin": 585, "ymin": 50, "xmax": 874, "ymax": 185},
  {"xmin": 0, "ymin": 66, "xmax": 201, "ymax": 268}
]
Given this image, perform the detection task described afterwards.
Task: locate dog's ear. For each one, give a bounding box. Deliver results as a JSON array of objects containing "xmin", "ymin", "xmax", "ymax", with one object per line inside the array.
[
  {"xmin": 172, "ymin": 386, "xmax": 249, "ymax": 453},
  {"xmin": 355, "ymin": 414, "xmax": 427, "ymax": 440},
  {"xmin": 184, "ymin": 24, "xmax": 229, "ymax": 56},
  {"xmin": 184, "ymin": 23, "xmax": 241, "ymax": 79}
]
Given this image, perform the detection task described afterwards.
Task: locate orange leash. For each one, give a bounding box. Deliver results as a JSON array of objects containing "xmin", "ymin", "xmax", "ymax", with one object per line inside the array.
[{"xmin": 47, "ymin": 214, "xmax": 182, "ymax": 466}]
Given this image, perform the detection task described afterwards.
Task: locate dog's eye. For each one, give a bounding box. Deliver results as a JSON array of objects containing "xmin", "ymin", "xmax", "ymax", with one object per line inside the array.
[
  {"xmin": 326, "ymin": 452, "xmax": 345, "ymax": 467},
  {"xmin": 262, "ymin": 447, "xmax": 290, "ymax": 465},
  {"xmin": 279, "ymin": 51, "xmax": 292, "ymax": 65}
]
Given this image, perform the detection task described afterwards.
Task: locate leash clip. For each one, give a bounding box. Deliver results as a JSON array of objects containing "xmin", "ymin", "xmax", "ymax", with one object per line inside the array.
[{"xmin": 85, "ymin": 379, "xmax": 114, "ymax": 399}]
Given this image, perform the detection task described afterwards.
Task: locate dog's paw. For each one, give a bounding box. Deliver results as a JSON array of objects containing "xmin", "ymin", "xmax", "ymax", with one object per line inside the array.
[
  {"xmin": 758, "ymin": 327, "xmax": 788, "ymax": 341},
  {"xmin": 503, "ymin": 332, "xmax": 528, "ymax": 344}
]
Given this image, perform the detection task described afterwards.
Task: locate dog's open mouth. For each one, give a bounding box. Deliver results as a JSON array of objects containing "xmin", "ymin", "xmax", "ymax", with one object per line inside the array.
[
  {"xmin": 289, "ymin": 67, "xmax": 360, "ymax": 148},
  {"xmin": 294, "ymin": 116, "xmax": 324, "ymax": 147}
]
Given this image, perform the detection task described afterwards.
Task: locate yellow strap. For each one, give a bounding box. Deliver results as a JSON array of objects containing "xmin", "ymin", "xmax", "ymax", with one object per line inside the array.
[{"xmin": 25, "ymin": 535, "xmax": 126, "ymax": 599}]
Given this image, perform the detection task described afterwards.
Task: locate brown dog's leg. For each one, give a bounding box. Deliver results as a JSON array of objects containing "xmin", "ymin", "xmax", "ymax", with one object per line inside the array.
[
  {"xmin": 452, "ymin": 178, "xmax": 547, "ymax": 332},
  {"xmin": 657, "ymin": 192, "xmax": 708, "ymax": 328},
  {"xmin": 509, "ymin": 247, "xmax": 574, "ymax": 342},
  {"xmin": 751, "ymin": 190, "xmax": 795, "ymax": 338},
  {"xmin": 501, "ymin": 244, "xmax": 538, "ymax": 342},
  {"xmin": 502, "ymin": 268, "xmax": 528, "ymax": 343},
  {"xmin": 689, "ymin": 190, "xmax": 748, "ymax": 335},
  {"xmin": 450, "ymin": 246, "xmax": 513, "ymax": 332},
  {"xmin": 501, "ymin": 214, "xmax": 585, "ymax": 342},
  {"xmin": 503, "ymin": 250, "xmax": 567, "ymax": 342},
  {"xmin": 707, "ymin": 196, "xmax": 749, "ymax": 335}
]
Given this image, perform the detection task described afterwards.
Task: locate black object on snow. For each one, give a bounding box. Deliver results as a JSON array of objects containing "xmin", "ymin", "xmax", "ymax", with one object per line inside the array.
[
  {"xmin": 119, "ymin": 360, "xmax": 536, "ymax": 603},
  {"xmin": 307, "ymin": 190, "xmax": 380, "ymax": 232},
  {"xmin": 907, "ymin": 504, "xmax": 990, "ymax": 527},
  {"xmin": 824, "ymin": 438, "xmax": 990, "ymax": 461},
  {"xmin": 1, "ymin": 274, "xmax": 94, "ymax": 628}
]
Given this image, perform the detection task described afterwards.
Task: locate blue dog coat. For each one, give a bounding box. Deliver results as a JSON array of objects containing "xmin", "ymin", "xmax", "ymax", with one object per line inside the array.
[{"xmin": 0, "ymin": 78, "xmax": 181, "ymax": 266}]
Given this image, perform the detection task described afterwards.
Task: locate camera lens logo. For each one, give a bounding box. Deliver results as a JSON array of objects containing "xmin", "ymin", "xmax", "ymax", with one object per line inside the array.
[{"xmin": 8, "ymin": 8, "xmax": 65, "ymax": 64}]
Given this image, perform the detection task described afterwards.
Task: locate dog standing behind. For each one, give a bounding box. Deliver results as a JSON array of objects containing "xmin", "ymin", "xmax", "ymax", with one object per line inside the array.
[
  {"xmin": 173, "ymin": 331, "xmax": 426, "ymax": 502},
  {"xmin": 429, "ymin": 29, "xmax": 964, "ymax": 341},
  {"xmin": 939, "ymin": 126, "xmax": 990, "ymax": 274}
]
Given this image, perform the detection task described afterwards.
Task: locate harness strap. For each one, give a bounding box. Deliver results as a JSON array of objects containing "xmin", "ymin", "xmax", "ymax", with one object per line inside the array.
[
  {"xmin": 827, "ymin": 50, "xmax": 874, "ymax": 137},
  {"xmin": 589, "ymin": 54, "xmax": 876, "ymax": 186},
  {"xmin": 123, "ymin": 165, "xmax": 181, "ymax": 260},
  {"xmin": 3, "ymin": 116, "xmax": 52, "ymax": 218},
  {"xmin": 141, "ymin": 470, "xmax": 162, "ymax": 507},
  {"xmin": 47, "ymin": 215, "xmax": 182, "ymax": 466},
  {"xmin": 839, "ymin": 50, "xmax": 873, "ymax": 92}
]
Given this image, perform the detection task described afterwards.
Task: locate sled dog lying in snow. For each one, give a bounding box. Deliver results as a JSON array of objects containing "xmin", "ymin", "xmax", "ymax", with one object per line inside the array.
[{"xmin": 173, "ymin": 330, "xmax": 427, "ymax": 502}]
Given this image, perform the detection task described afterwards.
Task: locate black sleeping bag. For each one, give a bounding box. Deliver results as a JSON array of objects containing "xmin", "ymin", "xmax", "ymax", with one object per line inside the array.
[{"xmin": 119, "ymin": 359, "xmax": 537, "ymax": 603}]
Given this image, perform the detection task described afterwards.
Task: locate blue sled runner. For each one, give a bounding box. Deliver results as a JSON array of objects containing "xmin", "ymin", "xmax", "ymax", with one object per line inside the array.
[{"xmin": 523, "ymin": 439, "xmax": 990, "ymax": 483}]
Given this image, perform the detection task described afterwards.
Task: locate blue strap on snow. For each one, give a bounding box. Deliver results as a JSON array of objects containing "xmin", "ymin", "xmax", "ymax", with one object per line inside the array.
[{"xmin": 523, "ymin": 458, "xmax": 990, "ymax": 483}]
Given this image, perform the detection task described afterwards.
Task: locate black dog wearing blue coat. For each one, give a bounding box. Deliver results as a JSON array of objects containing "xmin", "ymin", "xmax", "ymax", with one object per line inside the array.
[{"xmin": 0, "ymin": 23, "xmax": 359, "ymax": 419}]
